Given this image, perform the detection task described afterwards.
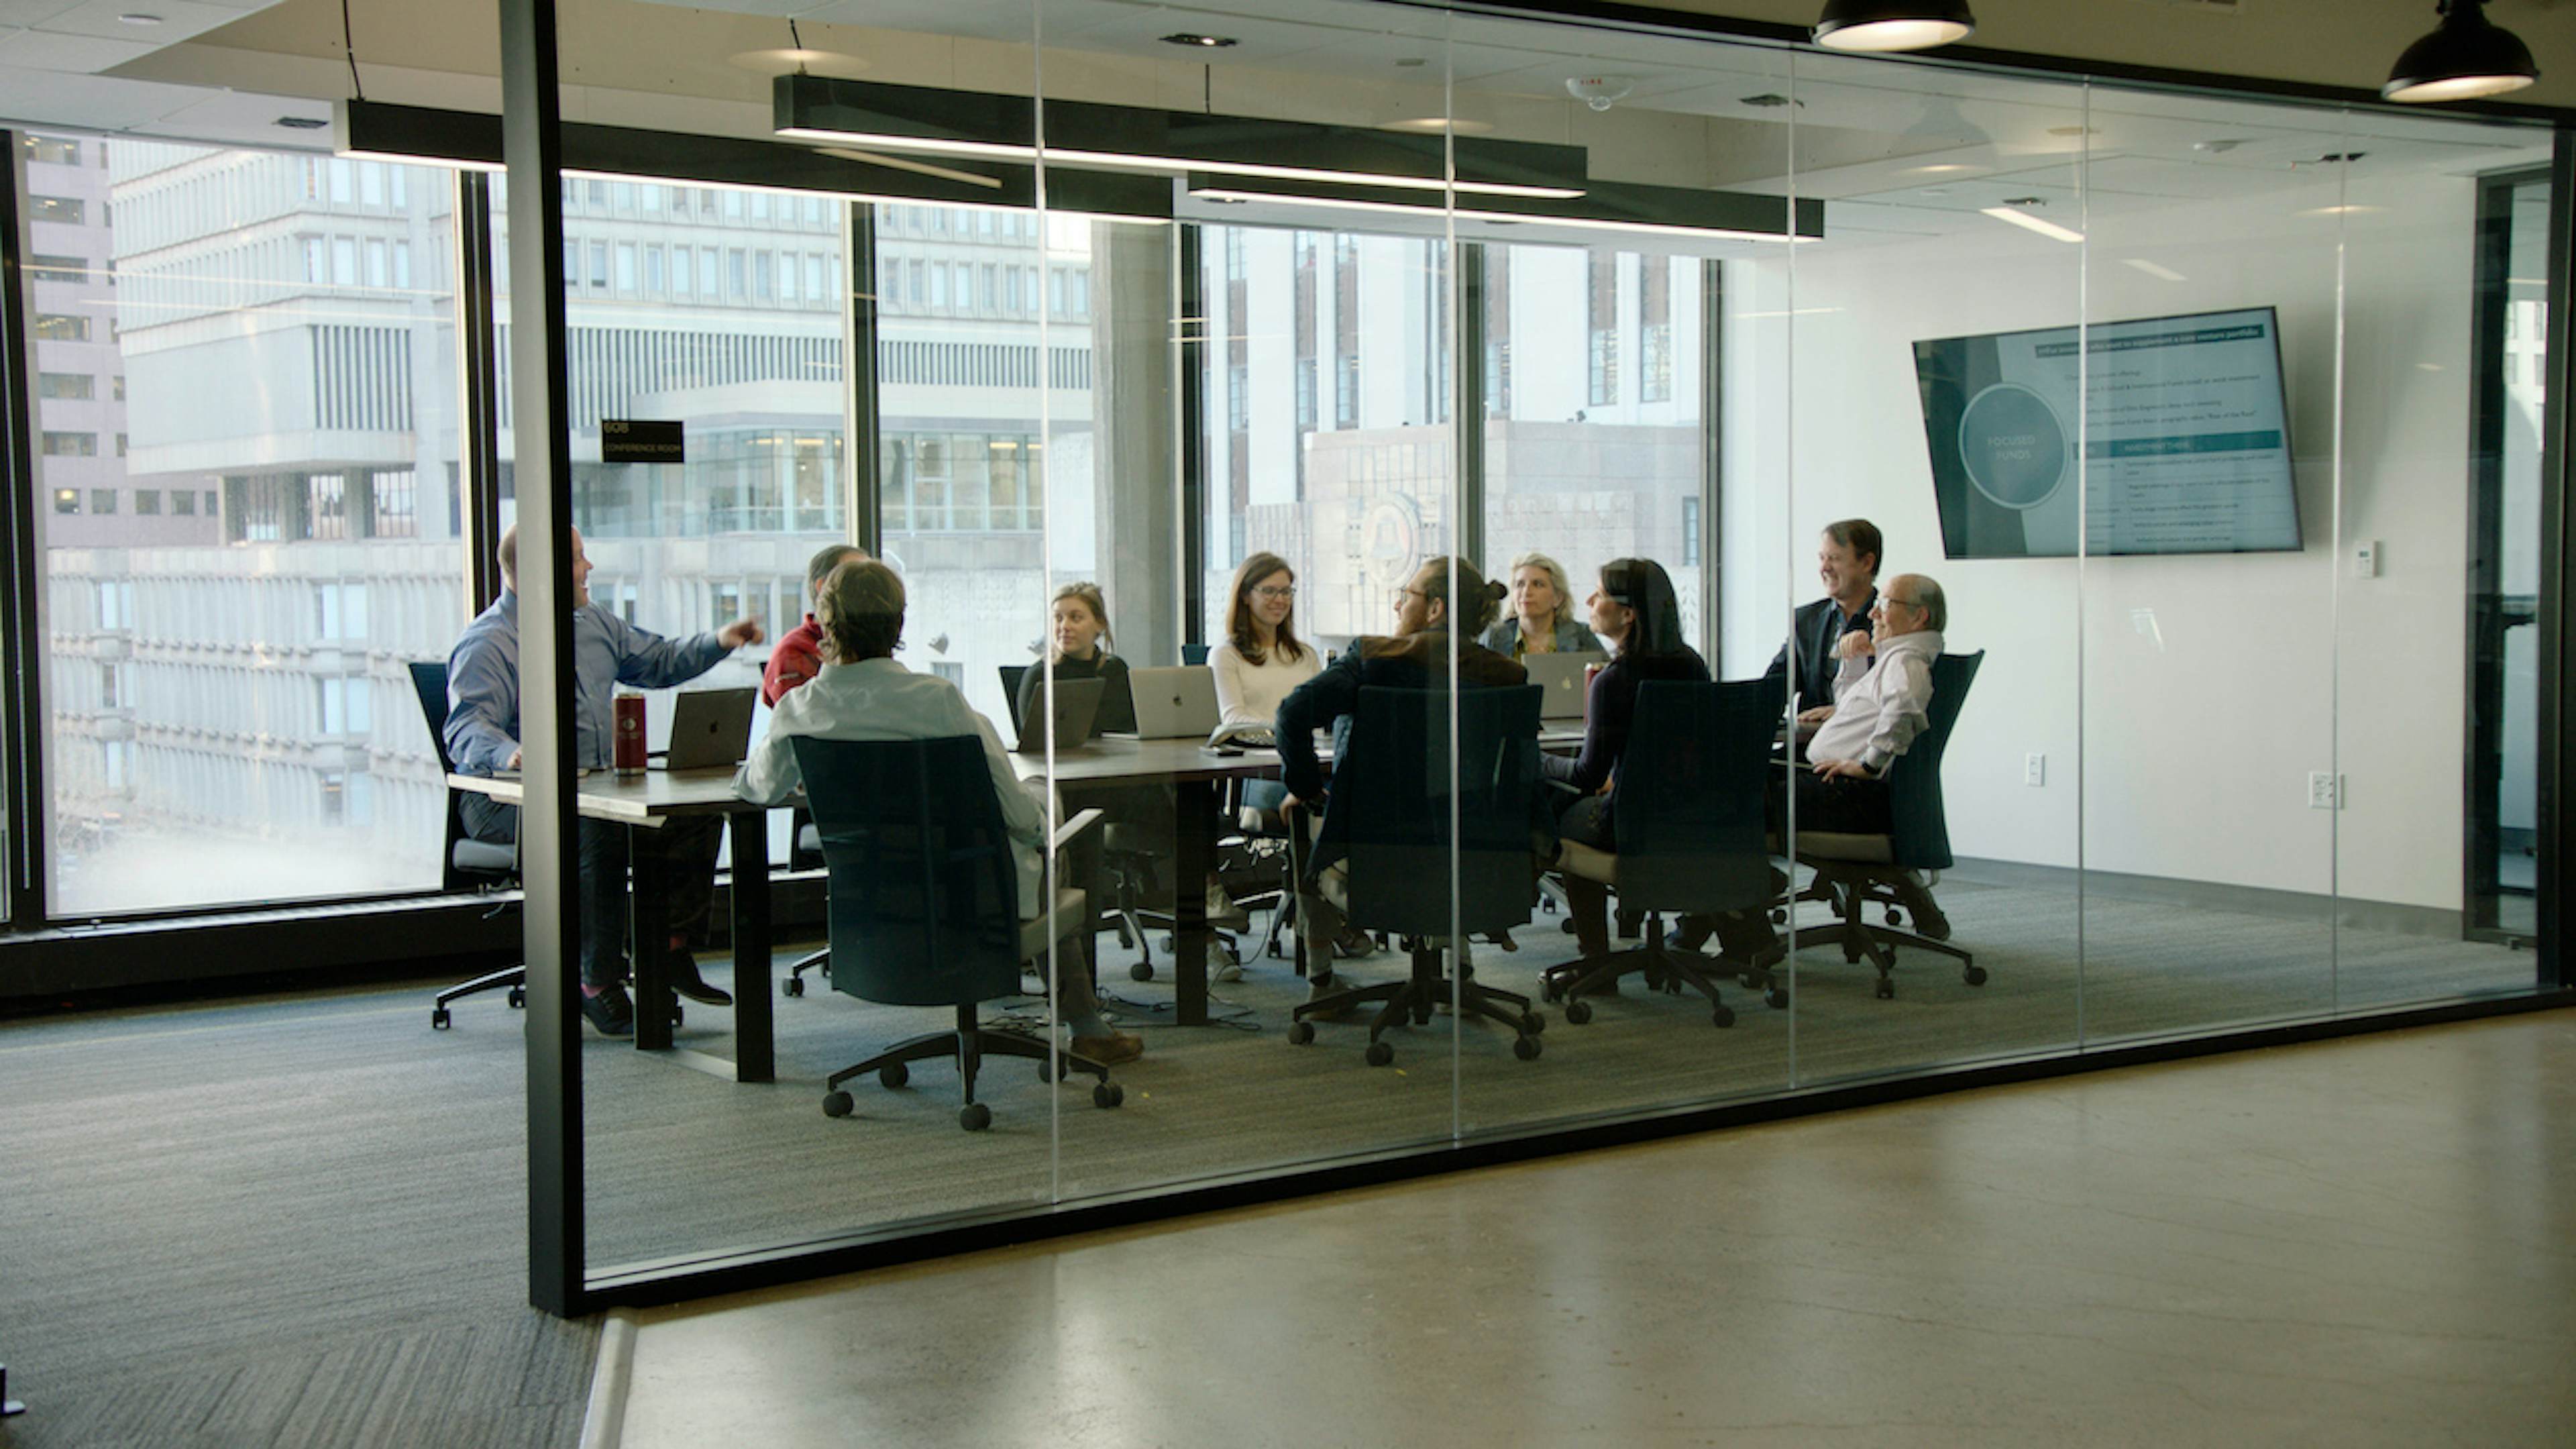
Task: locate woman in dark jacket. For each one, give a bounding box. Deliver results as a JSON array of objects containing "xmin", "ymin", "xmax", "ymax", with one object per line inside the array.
[{"xmin": 1545, "ymin": 558, "xmax": 1708, "ymax": 967}]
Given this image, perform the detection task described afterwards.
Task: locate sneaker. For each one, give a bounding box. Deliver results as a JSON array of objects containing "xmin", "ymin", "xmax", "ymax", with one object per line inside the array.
[
  {"xmin": 665, "ymin": 950, "xmax": 734, "ymax": 1007},
  {"xmin": 1303, "ymin": 971, "xmax": 1357, "ymax": 1021},
  {"xmin": 1332, "ymin": 925, "xmax": 1378, "ymax": 959},
  {"xmin": 1212, "ymin": 957, "xmax": 1245, "ymax": 984},
  {"xmin": 1205, "ymin": 878, "xmax": 1252, "ymax": 932},
  {"xmin": 1892, "ymin": 873, "xmax": 1952, "ymax": 942},
  {"xmin": 1070, "ymin": 1031, "xmax": 1145, "ymax": 1065},
  {"xmin": 580, "ymin": 983, "xmax": 636, "ymax": 1037}
]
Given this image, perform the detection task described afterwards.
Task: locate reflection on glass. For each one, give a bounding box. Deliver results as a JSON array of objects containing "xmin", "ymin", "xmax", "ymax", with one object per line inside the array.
[{"xmin": 36, "ymin": 136, "xmax": 466, "ymax": 915}]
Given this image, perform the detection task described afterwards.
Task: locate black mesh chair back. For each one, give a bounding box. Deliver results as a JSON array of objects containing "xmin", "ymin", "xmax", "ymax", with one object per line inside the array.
[
  {"xmin": 1609, "ymin": 680, "xmax": 1776, "ymax": 915},
  {"xmin": 1883, "ymin": 651, "xmax": 1983, "ymax": 872},
  {"xmin": 998, "ymin": 663, "xmax": 1030, "ymax": 735},
  {"xmin": 792, "ymin": 735, "xmax": 1025, "ymax": 1009},
  {"xmin": 407, "ymin": 659, "xmax": 509, "ymax": 892},
  {"xmin": 1181, "ymin": 643, "xmax": 1209, "ymax": 666},
  {"xmin": 1322, "ymin": 684, "xmax": 1544, "ymax": 940}
]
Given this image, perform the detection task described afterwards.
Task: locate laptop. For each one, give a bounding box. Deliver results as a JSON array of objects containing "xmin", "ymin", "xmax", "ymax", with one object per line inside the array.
[
  {"xmin": 1010, "ymin": 675, "xmax": 1106, "ymax": 755},
  {"xmin": 1523, "ymin": 650, "xmax": 1609, "ymax": 720},
  {"xmin": 1116, "ymin": 665, "xmax": 1220, "ymax": 740},
  {"xmin": 651, "ymin": 687, "xmax": 757, "ymax": 770}
]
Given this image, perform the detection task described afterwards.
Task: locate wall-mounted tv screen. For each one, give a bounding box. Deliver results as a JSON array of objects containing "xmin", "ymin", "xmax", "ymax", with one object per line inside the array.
[{"xmin": 1912, "ymin": 306, "xmax": 2303, "ymax": 559}]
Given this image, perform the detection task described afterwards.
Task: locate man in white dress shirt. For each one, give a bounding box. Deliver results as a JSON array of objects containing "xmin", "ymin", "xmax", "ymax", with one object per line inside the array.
[
  {"xmin": 735, "ymin": 559, "xmax": 1143, "ymax": 1065},
  {"xmin": 1787, "ymin": 572, "xmax": 1951, "ymax": 938}
]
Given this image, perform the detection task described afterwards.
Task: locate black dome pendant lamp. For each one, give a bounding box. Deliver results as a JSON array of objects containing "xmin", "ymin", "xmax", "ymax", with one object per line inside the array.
[
  {"xmin": 2383, "ymin": 0, "xmax": 2538, "ymax": 103},
  {"xmin": 1813, "ymin": 1, "xmax": 1976, "ymax": 54}
]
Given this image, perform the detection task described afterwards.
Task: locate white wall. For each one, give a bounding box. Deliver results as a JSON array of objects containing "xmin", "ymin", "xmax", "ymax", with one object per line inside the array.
[{"xmin": 1727, "ymin": 167, "xmax": 2478, "ymax": 911}]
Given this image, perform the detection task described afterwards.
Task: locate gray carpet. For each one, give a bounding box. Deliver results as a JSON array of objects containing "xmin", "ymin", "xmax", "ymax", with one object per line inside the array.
[{"xmin": 0, "ymin": 875, "xmax": 2530, "ymax": 1446}]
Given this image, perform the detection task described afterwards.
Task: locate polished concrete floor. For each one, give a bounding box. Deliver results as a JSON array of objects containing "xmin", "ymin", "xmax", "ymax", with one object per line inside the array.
[{"xmin": 616, "ymin": 1010, "xmax": 2576, "ymax": 1448}]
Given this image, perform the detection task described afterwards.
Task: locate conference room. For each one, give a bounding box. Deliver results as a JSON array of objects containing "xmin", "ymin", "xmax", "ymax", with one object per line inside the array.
[{"xmin": 3, "ymin": 0, "xmax": 2561, "ymax": 1322}]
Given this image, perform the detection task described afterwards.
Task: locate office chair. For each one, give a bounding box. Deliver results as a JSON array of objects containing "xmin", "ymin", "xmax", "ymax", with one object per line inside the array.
[
  {"xmin": 780, "ymin": 812, "xmax": 830, "ymax": 996},
  {"xmin": 1765, "ymin": 651, "xmax": 1985, "ymax": 1002},
  {"xmin": 1287, "ymin": 684, "xmax": 1549, "ymax": 1066},
  {"xmin": 1002, "ymin": 661, "xmax": 1245, "ymax": 982},
  {"xmin": 1181, "ymin": 641, "xmax": 1210, "ymax": 666},
  {"xmin": 1542, "ymin": 680, "xmax": 1776, "ymax": 1028},
  {"xmin": 411, "ymin": 660, "xmax": 525, "ymax": 1030},
  {"xmin": 794, "ymin": 735, "xmax": 1124, "ymax": 1131}
]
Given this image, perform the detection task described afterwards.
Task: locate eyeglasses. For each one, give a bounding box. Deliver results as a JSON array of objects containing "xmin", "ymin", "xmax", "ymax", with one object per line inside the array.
[
  {"xmin": 1252, "ymin": 584, "xmax": 1297, "ymax": 601},
  {"xmin": 1879, "ymin": 596, "xmax": 1920, "ymax": 611}
]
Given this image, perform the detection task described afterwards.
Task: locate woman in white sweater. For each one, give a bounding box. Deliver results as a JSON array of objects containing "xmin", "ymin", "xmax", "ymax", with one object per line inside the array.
[{"xmin": 1210, "ymin": 551, "xmax": 1322, "ymax": 730}]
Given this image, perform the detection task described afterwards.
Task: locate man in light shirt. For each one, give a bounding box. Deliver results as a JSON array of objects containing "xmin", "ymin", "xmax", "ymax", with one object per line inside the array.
[{"xmin": 1788, "ymin": 572, "xmax": 1951, "ymax": 938}]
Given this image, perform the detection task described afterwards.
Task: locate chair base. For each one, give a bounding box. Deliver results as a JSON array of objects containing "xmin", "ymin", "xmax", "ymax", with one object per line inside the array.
[
  {"xmin": 782, "ymin": 947, "xmax": 828, "ymax": 997},
  {"xmin": 822, "ymin": 1003, "xmax": 1120, "ymax": 1129},
  {"xmin": 429, "ymin": 965, "xmax": 526, "ymax": 1028},
  {"xmin": 1768, "ymin": 866, "xmax": 1983, "ymax": 1001},
  {"xmin": 1288, "ymin": 942, "xmax": 1543, "ymax": 1064},
  {"xmin": 1538, "ymin": 912, "xmax": 1737, "ymax": 1028}
]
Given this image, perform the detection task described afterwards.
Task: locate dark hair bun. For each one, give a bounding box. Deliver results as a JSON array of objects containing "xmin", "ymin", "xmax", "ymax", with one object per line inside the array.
[{"xmin": 1486, "ymin": 580, "xmax": 1507, "ymax": 602}]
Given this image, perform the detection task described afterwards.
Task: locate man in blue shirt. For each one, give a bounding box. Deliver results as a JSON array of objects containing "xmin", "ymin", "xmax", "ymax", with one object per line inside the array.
[{"xmin": 446, "ymin": 525, "xmax": 764, "ymax": 1036}]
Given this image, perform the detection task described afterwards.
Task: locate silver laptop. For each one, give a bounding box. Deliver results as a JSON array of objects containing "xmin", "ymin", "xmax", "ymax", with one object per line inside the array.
[
  {"xmin": 1523, "ymin": 651, "xmax": 1609, "ymax": 720},
  {"xmin": 1010, "ymin": 676, "xmax": 1106, "ymax": 755},
  {"xmin": 651, "ymin": 687, "xmax": 757, "ymax": 770},
  {"xmin": 1116, "ymin": 665, "xmax": 1220, "ymax": 740}
]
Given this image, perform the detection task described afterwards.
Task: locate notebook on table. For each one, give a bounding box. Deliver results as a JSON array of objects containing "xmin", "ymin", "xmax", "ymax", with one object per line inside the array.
[
  {"xmin": 1522, "ymin": 651, "xmax": 1609, "ymax": 720},
  {"xmin": 651, "ymin": 687, "xmax": 758, "ymax": 770},
  {"xmin": 1010, "ymin": 676, "xmax": 1106, "ymax": 755},
  {"xmin": 1115, "ymin": 665, "xmax": 1221, "ymax": 740}
]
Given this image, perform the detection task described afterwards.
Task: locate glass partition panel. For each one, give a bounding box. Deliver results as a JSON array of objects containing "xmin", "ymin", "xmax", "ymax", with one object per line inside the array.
[
  {"xmin": 34, "ymin": 135, "xmax": 468, "ymax": 918},
  {"xmin": 2075, "ymin": 92, "xmax": 2353, "ymax": 1042},
  {"xmin": 2333, "ymin": 115, "xmax": 2552, "ymax": 1011},
  {"xmin": 1053, "ymin": 0, "xmax": 1474, "ymax": 1204},
  {"xmin": 1777, "ymin": 57, "xmax": 2088, "ymax": 1081}
]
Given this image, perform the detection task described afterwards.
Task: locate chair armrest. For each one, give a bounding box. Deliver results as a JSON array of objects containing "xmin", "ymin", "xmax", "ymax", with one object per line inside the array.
[{"xmin": 1051, "ymin": 807, "xmax": 1107, "ymax": 852}]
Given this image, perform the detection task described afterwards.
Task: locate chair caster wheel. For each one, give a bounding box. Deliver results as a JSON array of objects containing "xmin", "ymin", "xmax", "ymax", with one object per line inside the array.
[
  {"xmin": 1770, "ymin": 908, "xmax": 1787, "ymax": 925},
  {"xmin": 431, "ymin": 1008, "xmax": 451, "ymax": 1030},
  {"xmin": 1737, "ymin": 972, "xmax": 1762, "ymax": 990},
  {"xmin": 1964, "ymin": 965, "xmax": 1988, "ymax": 987},
  {"xmin": 879, "ymin": 1063, "xmax": 909, "ymax": 1089},
  {"xmin": 1564, "ymin": 1000, "xmax": 1593, "ymax": 1026},
  {"xmin": 1712, "ymin": 1004, "xmax": 1736, "ymax": 1028},
  {"xmin": 782, "ymin": 977, "xmax": 804, "ymax": 998},
  {"xmin": 822, "ymin": 1090, "xmax": 854, "ymax": 1118},
  {"xmin": 669, "ymin": 1004, "xmax": 684, "ymax": 1026},
  {"xmin": 1521, "ymin": 1012, "xmax": 1544, "ymax": 1035},
  {"xmin": 1766, "ymin": 987, "xmax": 1790, "ymax": 1010},
  {"xmin": 1886, "ymin": 908, "xmax": 1905, "ymax": 928},
  {"xmin": 1560, "ymin": 918, "xmax": 1579, "ymax": 934},
  {"xmin": 1364, "ymin": 1040, "xmax": 1395, "ymax": 1067},
  {"xmin": 1513, "ymin": 1034, "xmax": 1542, "ymax": 1061},
  {"xmin": 1129, "ymin": 961, "xmax": 1156, "ymax": 982},
  {"xmin": 1093, "ymin": 1081, "xmax": 1124, "ymax": 1109},
  {"xmin": 1287, "ymin": 1020, "xmax": 1316, "ymax": 1045},
  {"xmin": 960, "ymin": 1103, "xmax": 992, "ymax": 1132},
  {"xmin": 507, "ymin": 986, "xmax": 526, "ymax": 1009},
  {"xmin": 1874, "ymin": 979, "xmax": 1895, "ymax": 1000},
  {"xmin": 1041, "ymin": 1057, "xmax": 1071, "ymax": 1083}
]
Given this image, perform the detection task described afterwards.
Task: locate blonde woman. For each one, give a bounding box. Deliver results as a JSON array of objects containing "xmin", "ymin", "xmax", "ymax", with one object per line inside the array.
[
  {"xmin": 1015, "ymin": 581, "xmax": 1134, "ymax": 737},
  {"xmin": 1210, "ymin": 551, "xmax": 1321, "ymax": 729},
  {"xmin": 1479, "ymin": 551, "xmax": 1603, "ymax": 659}
]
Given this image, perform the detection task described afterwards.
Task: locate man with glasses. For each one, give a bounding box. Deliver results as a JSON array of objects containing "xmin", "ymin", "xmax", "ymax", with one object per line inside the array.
[{"xmin": 1790, "ymin": 573, "xmax": 1951, "ymax": 937}]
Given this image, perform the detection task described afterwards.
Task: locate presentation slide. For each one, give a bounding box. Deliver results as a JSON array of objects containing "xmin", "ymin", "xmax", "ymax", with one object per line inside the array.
[{"xmin": 1912, "ymin": 306, "xmax": 2304, "ymax": 558}]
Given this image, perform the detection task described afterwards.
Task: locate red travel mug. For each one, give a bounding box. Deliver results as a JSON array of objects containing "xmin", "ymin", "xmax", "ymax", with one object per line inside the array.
[
  {"xmin": 1582, "ymin": 661, "xmax": 1603, "ymax": 722},
  {"xmin": 614, "ymin": 694, "xmax": 647, "ymax": 776}
]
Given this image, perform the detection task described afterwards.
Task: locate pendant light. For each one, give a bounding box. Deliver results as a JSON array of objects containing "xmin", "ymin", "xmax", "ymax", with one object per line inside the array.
[
  {"xmin": 1813, "ymin": 1, "xmax": 1975, "ymax": 53},
  {"xmin": 2383, "ymin": 1, "xmax": 2538, "ymax": 103}
]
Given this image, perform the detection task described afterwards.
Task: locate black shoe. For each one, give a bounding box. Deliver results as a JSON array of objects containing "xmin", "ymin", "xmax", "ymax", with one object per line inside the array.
[
  {"xmin": 1664, "ymin": 918, "xmax": 1713, "ymax": 955},
  {"xmin": 1333, "ymin": 925, "xmax": 1378, "ymax": 960},
  {"xmin": 1892, "ymin": 875, "xmax": 1951, "ymax": 942},
  {"xmin": 580, "ymin": 983, "xmax": 636, "ymax": 1036},
  {"xmin": 665, "ymin": 951, "xmax": 733, "ymax": 1007}
]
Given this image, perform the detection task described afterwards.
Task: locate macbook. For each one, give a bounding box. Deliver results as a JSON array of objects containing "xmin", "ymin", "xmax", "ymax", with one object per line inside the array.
[
  {"xmin": 1010, "ymin": 676, "xmax": 1106, "ymax": 755},
  {"xmin": 1116, "ymin": 665, "xmax": 1220, "ymax": 740},
  {"xmin": 1523, "ymin": 651, "xmax": 1609, "ymax": 720},
  {"xmin": 651, "ymin": 687, "xmax": 757, "ymax": 770}
]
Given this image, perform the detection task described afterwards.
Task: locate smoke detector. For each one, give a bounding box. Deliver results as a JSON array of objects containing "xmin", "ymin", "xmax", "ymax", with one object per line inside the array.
[{"xmin": 1565, "ymin": 76, "xmax": 1635, "ymax": 112}]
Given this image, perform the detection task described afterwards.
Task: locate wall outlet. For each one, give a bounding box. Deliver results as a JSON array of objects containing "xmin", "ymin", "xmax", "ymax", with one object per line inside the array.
[
  {"xmin": 2353, "ymin": 540, "xmax": 2381, "ymax": 578},
  {"xmin": 2307, "ymin": 771, "xmax": 2342, "ymax": 810},
  {"xmin": 2025, "ymin": 752, "xmax": 2046, "ymax": 787}
]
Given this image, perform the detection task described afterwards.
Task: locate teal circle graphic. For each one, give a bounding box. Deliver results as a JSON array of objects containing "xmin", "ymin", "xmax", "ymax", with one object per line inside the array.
[{"xmin": 1956, "ymin": 383, "xmax": 2069, "ymax": 511}]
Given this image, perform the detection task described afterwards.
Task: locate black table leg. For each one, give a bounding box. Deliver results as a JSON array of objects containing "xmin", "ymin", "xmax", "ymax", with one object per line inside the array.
[
  {"xmin": 630, "ymin": 824, "xmax": 675, "ymax": 1052},
  {"xmin": 729, "ymin": 810, "xmax": 773, "ymax": 1082},
  {"xmin": 1171, "ymin": 779, "xmax": 1215, "ymax": 1027}
]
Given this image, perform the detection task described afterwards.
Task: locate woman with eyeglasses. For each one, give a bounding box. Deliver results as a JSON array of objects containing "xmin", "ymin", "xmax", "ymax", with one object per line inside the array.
[{"xmin": 1211, "ymin": 552, "xmax": 1322, "ymax": 732}]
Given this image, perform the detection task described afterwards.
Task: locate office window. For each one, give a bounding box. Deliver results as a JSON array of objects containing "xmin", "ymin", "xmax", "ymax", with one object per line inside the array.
[
  {"xmin": 394, "ymin": 241, "xmax": 411, "ymax": 290},
  {"xmin": 779, "ymin": 252, "xmax": 798, "ymax": 303},
  {"xmin": 135, "ymin": 490, "xmax": 160, "ymax": 517},
  {"xmin": 672, "ymin": 247, "xmax": 692, "ymax": 297},
  {"xmin": 1641, "ymin": 256, "xmax": 1673, "ymax": 405},
  {"xmin": 644, "ymin": 245, "xmax": 664, "ymax": 294},
  {"xmin": 1587, "ymin": 252, "xmax": 1619, "ymax": 407},
  {"xmin": 360, "ymin": 162, "xmax": 385, "ymax": 206},
  {"xmin": 53, "ymin": 490, "xmax": 78, "ymax": 515},
  {"xmin": 30, "ymin": 253, "xmax": 85, "ymax": 282},
  {"xmin": 804, "ymin": 254, "xmax": 826, "ymax": 303},
  {"xmin": 30, "ymin": 195, "xmax": 83, "ymax": 225},
  {"xmin": 38, "ymin": 372, "xmax": 94, "ymax": 400},
  {"xmin": 25, "ymin": 136, "xmax": 78, "ymax": 165},
  {"xmin": 753, "ymin": 251, "xmax": 773, "ymax": 302},
  {"xmin": 615, "ymin": 243, "xmax": 637, "ymax": 294},
  {"xmin": 590, "ymin": 241, "xmax": 609, "ymax": 290},
  {"xmin": 36, "ymin": 313, "xmax": 89, "ymax": 341},
  {"xmin": 42, "ymin": 432, "xmax": 97, "ymax": 458},
  {"xmin": 91, "ymin": 489, "xmax": 117, "ymax": 515},
  {"xmin": 332, "ymin": 238, "xmax": 357, "ymax": 287},
  {"xmin": 727, "ymin": 248, "xmax": 747, "ymax": 298},
  {"xmin": 366, "ymin": 239, "xmax": 389, "ymax": 288},
  {"xmin": 171, "ymin": 490, "xmax": 196, "ymax": 517}
]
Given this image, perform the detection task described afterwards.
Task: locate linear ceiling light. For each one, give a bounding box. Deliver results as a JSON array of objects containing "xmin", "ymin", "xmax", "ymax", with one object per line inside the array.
[
  {"xmin": 775, "ymin": 74, "xmax": 1588, "ymax": 200},
  {"xmin": 1980, "ymin": 205, "xmax": 2082, "ymax": 244},
  {"xmin": 2383, "ymin": 0, "xmax": 2538, "ymax": 103},
  {"xmin": 1186, "ymin": 174, "xmax": 1821, "ymax": 244},
  {"xmin": 1813, "ymin": 1, "xmax": 1975, "ymax": 53}
]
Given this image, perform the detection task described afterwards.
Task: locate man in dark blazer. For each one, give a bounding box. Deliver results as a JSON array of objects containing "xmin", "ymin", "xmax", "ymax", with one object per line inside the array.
[{"xmin": 1762, "ymin": 518, "xmax": 1884, "ymax": 724}]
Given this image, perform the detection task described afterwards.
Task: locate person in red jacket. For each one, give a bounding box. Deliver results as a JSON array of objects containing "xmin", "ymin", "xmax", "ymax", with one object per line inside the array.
[{"xmin": 762, "ymin": 543, "xmax": 867, "ymax": 706}]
